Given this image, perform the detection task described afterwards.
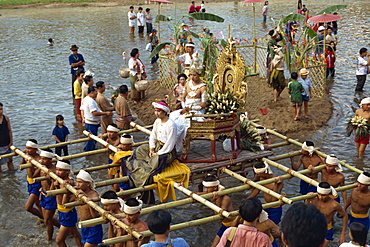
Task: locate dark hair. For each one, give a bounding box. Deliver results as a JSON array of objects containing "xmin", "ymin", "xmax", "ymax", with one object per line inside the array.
[
  {"xmin": 42, "ymin": 148, "xmax": 53, "ymax": 153},
  {"xmin": 129, "ymin": 6, "xmax": 134, "ymax": 9},
  {"xmin": 350, "ymin": 222, "xmax": 367, "ymax": 246},
  {"xmin": 327, "ymin": 46, "xmax": 333, "ymax": 52},
  {"xmin": 96, "ymin": 81, "xmax": 105, "ymax": 89},
  {"xmin": 268, "ymin": 29, "xmax": 275, "ymax": 36},
  {"xmin": 203, "ymin": 174, "xmax": 218, "ymax": 182},
  {"xmin": 126, "ymin": 198, "xmax": 140, "ymax": 207},
  {"xmin": 291, "ymin": 72, "xmax": 298, "ymax": 80},
  {"xmin": 88, "ymin": 86, "xmax": 96, "ymax": 94},
  {"xmin": 363, "ymin": 171, "xmax": 370, "ymax": 178},
  {"xmin": 138, "ymin": 7, "xmax": 143, "ymax": 10},
  {"xmin": 28, "ymin": 139, "xmax": 38, "ymax": 144},
  {"xmin": 177, "ymin": 73, "xmax": 188, "ymax": 81},
  {"xmin": 239, "ymin": 198, "xmax": 262, "ymax": 222},
  {"xmin": 327, "ymin": 27, "xmax": 332, "ymax": 31},
  {"xmin": 264, "ymin": 1, "xmax": 268, "ymax": 5},
  {"xmin": 146, "ymin": 8, "xmax": 150, "ymax": 12},
  {"xmin": 119, "ymin": 85, "xmax": 129, "ymax": 94},
  {"xmin": 130, "ymin": 48, "xmax": 139, "ymax": 58},
  {"xmin": 318, "ymin": 181, "xmax": 330, "ymax": 189},
  {"xmin": 0, "ymin": 102, "xmax": 3, "ymax": 107},
  {"xmin": 122, "ymin": 134, "xmax": 132, "ymax": 139},
  {"xmin": 84, "ymin": 75, "xmax": 93, "ymax": 84},
  {"xmin": 108, "ymin": 123, "xmax": 118, "ymax": 129},
  {"xmin": 254, "ymin": 161, "xmax": 265, "ymax": 169},
  {"xmin": 48, "ymin": 38, "xmax": 53, "ymax": 42},
  {"xmin": 191, "ymin": 1, "xmax": 195, "ymax": 4},
  {"xmin": 360, "ymin": 48, "xmax": 368, "ymax": 55},
  {"xmin": 305, "ymin": 141, "xmax": 314, "ymax": 146},
  {"xmin": 76, "ymin": 69, "xmax": 85, "ymax": 77},
  {"xmin": 146, "ymin": 209, "xmax": 172, "ymax": 234},
  {"xmin": 281, "ymin": 202, "xmax": 326, "ymax": 247},
  {"xmin": 101, "ymin": 190, "xmax": 118, "ymax": 199},
  {"xmin": 56, "ymin": 115, "xmax": 64, "ymax": 126}
]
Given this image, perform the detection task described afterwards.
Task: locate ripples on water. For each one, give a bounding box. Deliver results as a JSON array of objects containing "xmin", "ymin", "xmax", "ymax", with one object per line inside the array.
[{"xmin": 0, "ymin": 0, "xmax": 369, "ymax": 246}]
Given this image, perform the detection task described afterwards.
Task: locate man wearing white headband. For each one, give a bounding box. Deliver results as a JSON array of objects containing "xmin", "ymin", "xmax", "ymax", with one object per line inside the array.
[
  {"xmin": 306, "ymin": 182, "xmax": 348, "ymax": 246},
  {"xmin": 199, "ymin": 175, "xmax": 234, "ymax": 247},
  {"xmin": 321, "ymin": 154, "xmax": 346, "ymax": 205},
  {"xmin": 120, "ymin": 198, "xmax": 150, "ymax": 246},
  {"xmin": 256, "ymin": 126, "xmax": 272, "ymax": 151},
  {"xmin": 249, "ymin": 162, "xmax": 284, "ymax": 226},
  {"xmin": 115, "ymin": 134, "xmax": 135, "ymax": 197},
  {"xmin": 75, "ymin": 170, "xmax": 103, "ymax": 246},
  {"xmin": 102, "ymin": 123, "xmax": 121, "ymax": 182},
  {"xmin": 20, "ymin": 139, "xmax": 43, "ymax": 220},
  {"xmin": 38, "ymin": 148, "xmax": 60, "ymax": 242},
  {"xmin": 54, "ymin": 160, "xmax": 83, "ymax": 247},
  {"xmin": 292, "ymin": 141, "xmax": 324, "ymax": 195},
  {"xmin": 176, "ymin": 41, "xmax": 198, "ymax": 76},
  {"xmin": 354, "ymin": 98, "xmax": 370, "ymax": 158},
  {"xmin": 345, "ymin": 172, "xmax": 370, "ymax": 234}
]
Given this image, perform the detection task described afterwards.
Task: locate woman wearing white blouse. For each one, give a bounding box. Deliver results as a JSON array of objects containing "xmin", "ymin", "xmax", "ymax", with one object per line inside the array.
[{"xmin": 128, "ymin": 48, "xmax": 146, "ymax": 102}]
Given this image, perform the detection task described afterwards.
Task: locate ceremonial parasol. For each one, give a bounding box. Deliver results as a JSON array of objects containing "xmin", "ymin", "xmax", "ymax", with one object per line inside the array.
[
  {"xmin": 308, "ymin": 13, "xmax": 341, "ymax": 57},
  {"xmin": 241, "ymin": 0, "xmax": 265, "ymax": 72},
  {"xmin": 149, "ymin": 0, "xmax": 174, "ymax": 41}
]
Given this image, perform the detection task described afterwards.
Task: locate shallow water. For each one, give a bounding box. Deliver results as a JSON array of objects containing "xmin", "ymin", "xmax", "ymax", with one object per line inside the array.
[{"xmin": 0, "ymin": 0, "xmax": 370, "ymax": 246}]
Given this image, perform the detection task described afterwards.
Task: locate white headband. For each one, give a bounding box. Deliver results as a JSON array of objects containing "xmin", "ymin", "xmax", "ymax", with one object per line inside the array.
[
  {"xmin": 360, "ymin": 97, "xmax": 370, "ymax": 106},
  {"xmin": 202, "ymin": 180, "xmax": 220, "ymax": 187},
  {"xmin": 257, "ymin": 128, "xmax": 266, "ymax": 134},
  {"xmin": 107, "ymin": 125, "xmax": 120, "ymax": 132},
  {"xmin": 317, "ymin": 185, "xmax": 337, "ymax": 197},
  {"xmin": 325, "ymin": 155, "xmax": 343, "ymax": 172},
  {"xmin": 56, "ymin": 161, "xmax": 71, "ymax": 170},
  {"xmin": 77, "ymin": 170, "xmax": 95, "ymax": 188},
  {"xmin": 259, "ymin": 210, "xmax": 269, "ymax": 223},
  {"xmin": 40, "ymin": 150, "xmax": 62, "ymax": 160},
  {"xmin": 357, "ymin": 173, "xmax": 370, "ymax": 185},
  {"xmin": 185, "ymin": 43, "xmax": 195, "ymax": 47},
  {"xmin": 26, "ymin": 141, "xmax": 38, "ymax": 149},
  {"xmin": 120, "ymin": 135, "xmax": 134, "ymax": 144},
  {"xmin": 152, "ymin": 102, "xmax": 170, "ymax": 113},
  {"xmin": 123, "ymin": 200, "xmax": 143, "ymax": 214},
  {"xmin": 253, "ymin": 162, "xmax": 273, "ymax": 174},
  {"xmin": 302, "ymin": 142, "xmax": 315, "ymax": 156}
]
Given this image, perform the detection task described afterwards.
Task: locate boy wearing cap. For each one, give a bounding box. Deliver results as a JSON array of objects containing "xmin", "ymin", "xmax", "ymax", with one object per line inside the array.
[
  {"xmin": 37, "ymin": 149, "xmax": 60, "ymax": 241},
  {"xmin": 291, "ymin": 141, "xmax": 324, "ymax": 194},
  {"xmin": 320, "ymin": 154, "xmax": 347, "ymax": 205},
  {"xmin": 75, "ymin": 170, "xmax": 103, "ymax": 246},
  {"xmin": 344, "ymin": 172, "xmax": 370, "ymax": 233},
  {"xmin": 354, "ymin": 98, "xmax": 370, "ymax": 158},
  {"xmin": 19, "ymin": 139, "xmax": 43, "ymax": 220},
  {"xmin": 69, "ymin": 45, "xmax": 85, "ymax": 96},
  {"xmin": 316, "ymin": 26, "xmax": 325, "ymax": 55},
  {"xmin": 305, "ymin": 182, "xmax": 348, "ymax": 246},
  {"xmin": 53, "ymin": 160, "xmax": 83, "ymax": 247},
  {"xmin": 297, "ymin": 68, "xmax": 312, "ymax": 119}
]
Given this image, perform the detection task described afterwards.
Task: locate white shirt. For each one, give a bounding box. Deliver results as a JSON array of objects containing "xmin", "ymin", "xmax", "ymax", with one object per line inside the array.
[
  {"xmin": 201, "ymin": 3, "xmax": 205, "ymax": 10},
  {"xmin": 128, "ymin": 57, "xmax": 145, "ymax": 76},
  {"xmin": 339, "ymin": 242, "xmax": 368, "ymax": 247},
  {"xmin": 297, "ymin": 77, "xmax": 312, "ymax": 97},
  {"xmin": 177, "ymin": 52, "xmax": 197, "ymax": 65},
  {"xmin": 81, "ymin": 96, "xmax": 101, "ymax": 124},
  {"xmin": 128, "ymin": 11, "xmax": 137, "ymax": 27},
  {"xmin": 137, "ymin": 12, "xmax": 145, "ymax": 26},
  {"xmin": 149, "ymin": 118, "xmax": 177, "ymax": 155},
  {"xmin": 262, "ymin": 5, "xmax": 268, "ymax": 15},
  {"xmin": 356, "ymin": 56, "xmax": 369, "ymax": 75},
  {"xmin": 145, "ymin": 13, "xmax": 153, "ymax": 24}
]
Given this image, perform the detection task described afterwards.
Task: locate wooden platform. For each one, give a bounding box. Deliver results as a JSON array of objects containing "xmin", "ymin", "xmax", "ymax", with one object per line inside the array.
[{"xmin": 182, "ymin": 139, "xmax": 273, "ymax": 174}]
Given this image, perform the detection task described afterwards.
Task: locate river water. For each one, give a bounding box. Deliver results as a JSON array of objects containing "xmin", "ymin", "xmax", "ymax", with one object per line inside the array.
[{"xmin": 0, "ymin": 0, "xmax": 370, "ymax": 246}]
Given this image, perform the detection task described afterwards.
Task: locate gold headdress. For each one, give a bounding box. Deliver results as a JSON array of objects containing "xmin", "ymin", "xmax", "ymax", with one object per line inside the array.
[{"xmin": 189, "ymin": 53, "xmax": 203, "ymax": 75}]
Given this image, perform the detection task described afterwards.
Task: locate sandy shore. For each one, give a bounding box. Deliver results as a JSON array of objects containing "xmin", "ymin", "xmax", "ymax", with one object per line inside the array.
[{"xmin": 129, "ymin": 76, "xmax": 332, "ymax": 134}]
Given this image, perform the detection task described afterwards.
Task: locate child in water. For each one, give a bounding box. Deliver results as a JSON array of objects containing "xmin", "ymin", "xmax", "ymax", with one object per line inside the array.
[{"xmin": 52, "ymin": 115, "xmax": 70, "ymax": 156}]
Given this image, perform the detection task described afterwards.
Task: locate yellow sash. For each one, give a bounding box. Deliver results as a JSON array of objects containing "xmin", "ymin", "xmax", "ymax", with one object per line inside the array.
[
  {"xmin": 108, "ymin": 166, "xmax": 120, "ymax": 176},
  {"xmin": 269, "ymin": 233, "xmax": 274, "ymax": 243},
  {"xmin": 327, "ymin": 222, "xmax": 332, "ymax": 230},
  {"xmin": 222, "ymin": 221, "xmax": 233, "ymax": 227},
  {"xmin": 58, "ymin": 204, "xmax": 73, "ymax": 213},
  {"xmin": 27, "ymin": 176, "xmax": 35, "ymax": 184},
  {"xmin": 350, "ymin": 209, "xmax": 369, "ymax": 218},
  {"xmin": 329, "ymin": 194, "xmax": 338, "ymax": 199}
]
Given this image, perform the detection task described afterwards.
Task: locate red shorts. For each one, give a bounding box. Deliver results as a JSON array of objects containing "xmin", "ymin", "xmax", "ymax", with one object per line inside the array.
[{"xmin": 355, "ymin": 135, "xmax": 370, "ymax": 144}]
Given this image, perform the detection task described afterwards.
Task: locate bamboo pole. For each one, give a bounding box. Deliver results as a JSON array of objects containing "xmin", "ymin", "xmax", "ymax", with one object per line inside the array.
[
  {"xmin": 222, "ymin": 168, "xmax": 293, "ymax": 205},
  {"xmin": 130, "ymin": 122, "xmax": 152, "ymax": 135},
  {"xmin": 10, "ymin": 145, "xmax": 144, "ymax": 241},
  {"xmin": 249, "ymin": 121, "xmax": 363, "ymax": 174},
  {"xmin": 173, "ymin": 182, "xmax": 231, "ymax": 218},
  {"xmin": 269, "ymin": 151, "xmax": 301, "ymax": 161},
  {"xmin": 83, "ymin": 131, "xmax": 118, "ymax": 153},
  {"xmin": 80, "ymin": 165, "xmax": 326, "ymax": 228},
  {"xmin": 268, "ymin": 141, "xmax": 291, "ymax": 149}
]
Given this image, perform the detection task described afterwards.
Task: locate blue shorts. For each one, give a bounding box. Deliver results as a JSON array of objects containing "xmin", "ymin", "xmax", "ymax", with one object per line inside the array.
[
  {"xmin": 302, "ymin": 95, "xmax": 310, "ymax": 101},
  {"xmin": 58, "ymin": 208, "xmax": 78, "ymax": 227},
  {"xmin": 82, "ymin": 224, "xmax": 103, "ymax": 244},
  {"xmin": 27, "ymin": 181, "xmax": 42, "ymax": 195},
  {"xmin": 118, "ymin": 181, "xmax": 133, "ymax": 190},
  {"xmin": 299, "ymin": 180, "xmax": 317, "ymax": 195},
  {"xmin": 265, "ymin": 206, "xmax": 283, "ymax": 225},
  {"xmin": 216, "ymin": 223, "xmax": 229, "ymax": 237},
  {"xmin": 40, "ymin": 192, "xmax": 57, "ymax": 210},
  {"xmin": 330, "ymin": 194, "xmax": 340, "ymax": 203},
  {"xmin": 272, "ymin": 239, "xmax": 278, "ymax": 247},
  {"xmin": 325, "ymin": 227, "xmax": 334, "ymax": 241},
  {"xmin": 349, "ymin": 213, "xmax": 370, "ymax": 233}
]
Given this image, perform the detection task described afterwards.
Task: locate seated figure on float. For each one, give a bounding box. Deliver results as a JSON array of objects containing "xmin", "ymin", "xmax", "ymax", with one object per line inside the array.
[{"xmin": 170, "ymin": 54, "xmax": 207, "ymax": 152}]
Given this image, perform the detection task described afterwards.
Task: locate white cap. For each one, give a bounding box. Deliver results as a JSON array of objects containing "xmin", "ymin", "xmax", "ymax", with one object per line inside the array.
[{"xmin": 318, "ymin": 26, "xmax": 325, "ymax": 31}]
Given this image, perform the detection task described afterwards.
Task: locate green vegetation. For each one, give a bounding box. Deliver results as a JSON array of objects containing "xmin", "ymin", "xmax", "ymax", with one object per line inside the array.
[{"xmin": 0, "ymin": 0, "xmax": 102, "ymax": 7}]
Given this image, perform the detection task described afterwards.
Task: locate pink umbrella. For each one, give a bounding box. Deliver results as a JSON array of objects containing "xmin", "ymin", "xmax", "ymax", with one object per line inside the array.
[
  {"xmin": 308, "ymin": 13, "xmax": 341, "ymax": 23},
  {"xmin": 149, "ymin": 0, "xmax": 173, "ymax": 4}
]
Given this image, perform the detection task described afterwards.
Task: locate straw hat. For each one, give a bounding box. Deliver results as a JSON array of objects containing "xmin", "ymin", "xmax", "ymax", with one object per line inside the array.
[
  {"xmin": 70, "ymin": 44, "xmax": 79, "ymax": 51},
  {"xmin": 299, "ymin": 68, "xmax": 309, "ymax": 75}
]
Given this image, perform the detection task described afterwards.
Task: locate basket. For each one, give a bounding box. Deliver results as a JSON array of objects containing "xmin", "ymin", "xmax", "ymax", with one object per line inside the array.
[
  {"xmin": 119, "ymin": 67, "xmax": 130, "ymax": 78},
  {"xmin": 135, "ymin": 80, "xmax": 149, "ymax": 91}
]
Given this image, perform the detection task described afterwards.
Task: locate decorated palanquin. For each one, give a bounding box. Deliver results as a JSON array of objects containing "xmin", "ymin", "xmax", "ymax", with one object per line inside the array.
[{"xmin": 179, "ymin": 38, "xmax": 248, "ymax": 163}]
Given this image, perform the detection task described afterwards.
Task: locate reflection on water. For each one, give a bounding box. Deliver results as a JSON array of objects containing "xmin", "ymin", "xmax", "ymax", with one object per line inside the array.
[{"xmin": 0, "ymin": 0, "xmax": 370, "ymax": 246}]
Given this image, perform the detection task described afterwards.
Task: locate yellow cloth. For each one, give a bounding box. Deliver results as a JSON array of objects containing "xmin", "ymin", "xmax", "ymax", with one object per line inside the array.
[
  {"xmin": 329, "ymin": 194, "xmax": 338, "ymax": 199},
  {"xmin": 153, "ymin": 159, "xmax": 190, "ymax": 202},
  {"xmin": 269, "ymin": 233, "xmax": 274, "ymax": 243},
  {"xmin": 222, "ymin": 221, "xmax": 233, "ymax": 227},
  {"xmin": 327, "ymin": 222, "xmax": 332, "ymax": 230},
  {"xmin": 108, "ymin": 166, "xmax": 120, "ymax": 176},
  {"xmin": 112, "ymin": 151, "xmax": 133, "ymax": 164},
  {"xmin": 27, "ymin": 176, "xmax": 35, "ymax": 184},
  {"xmin": 350, "ymin": 209, "xmax": 369, "ymax": 218},
  {"xmin": 73, "ymin": 79, "xmax": 82, "ymax": 99},
  {"xmin": 58, "ymin": 204, "xmax": 73, "ymax": 213}
]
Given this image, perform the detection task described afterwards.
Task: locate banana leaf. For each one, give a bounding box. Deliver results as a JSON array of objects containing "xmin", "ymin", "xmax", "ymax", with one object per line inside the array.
[
  {"xmin": 155, "ymin": 14, "xmax": 172, "ymax": 22},
  {"xmin": 280, "ymin": 13, "xmax": 305, "ymax": 24},
  {"xmin": 182, "ymin": 12, "xmax": 225, "ymax": 23},
  {"xmin": 189, "ymin": 30, "xmax": 200, "ymax": 39},
  {"xmin": 220, "ymin": 39, "xmax": 228, "ymax": 48},
  {"xmin": 149, "ymin": 42, "xmax": 173, "ymax": 59},
  {"xmin": 303, "ymin": 26, "xmax": 317, "ymax": 39},
  {"xmin": 316, "ymin": 5, "xmax": 347, "ymax": 15}
]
